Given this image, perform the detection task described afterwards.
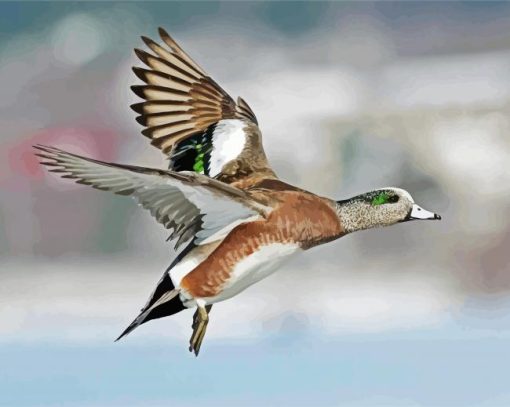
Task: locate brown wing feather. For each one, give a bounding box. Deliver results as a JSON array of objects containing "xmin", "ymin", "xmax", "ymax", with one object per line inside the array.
[
  {"xmin": 131, "ymin": 28, "xmax": 276, "ymax": 184},
  {"xmin": 133, "ymin": 28, "xmax": 252, "ymax": 154}
]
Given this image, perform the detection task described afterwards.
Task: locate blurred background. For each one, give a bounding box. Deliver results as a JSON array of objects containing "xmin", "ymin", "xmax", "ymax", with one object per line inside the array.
[{"xmin": 1, "ymin": 2, "xmax": 510, "ymax": 406}]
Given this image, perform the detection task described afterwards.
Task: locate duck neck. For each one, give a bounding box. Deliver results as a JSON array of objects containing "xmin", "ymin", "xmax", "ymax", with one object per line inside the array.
[{"xmin": 335, "ymin": 198, "xmax": 378, "ymax": 234}]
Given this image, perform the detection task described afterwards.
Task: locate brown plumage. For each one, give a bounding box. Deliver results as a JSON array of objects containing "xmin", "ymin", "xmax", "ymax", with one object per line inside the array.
[{"xmin": 181, "ymin": 190, "xmax": 342, "ymax": 298}]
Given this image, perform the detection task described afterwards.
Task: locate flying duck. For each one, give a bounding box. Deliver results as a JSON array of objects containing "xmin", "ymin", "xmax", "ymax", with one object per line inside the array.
[{"xmin": 35, "ymin": 28, "xmax": 441, "ymax": 356}]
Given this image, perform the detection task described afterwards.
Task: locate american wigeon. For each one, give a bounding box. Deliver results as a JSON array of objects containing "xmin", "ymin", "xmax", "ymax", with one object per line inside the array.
[{"xmin": 35, "ymin": 28, "xmax": 441, "ymax": 356}]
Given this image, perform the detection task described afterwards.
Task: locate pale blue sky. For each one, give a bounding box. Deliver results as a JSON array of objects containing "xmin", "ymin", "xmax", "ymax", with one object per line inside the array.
[{"xmin": 3, "ymin": 327, "xmax": 510, "ymax": 406}]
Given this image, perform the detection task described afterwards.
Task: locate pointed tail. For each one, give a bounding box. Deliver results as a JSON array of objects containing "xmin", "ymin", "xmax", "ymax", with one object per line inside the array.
[
  {"xmin": 115, "ymin": 277, "xmax": 185, "ymax": 341},
  {"xmin": 116, "ymin": 243, "xmax": 196, "ymax": 342}
]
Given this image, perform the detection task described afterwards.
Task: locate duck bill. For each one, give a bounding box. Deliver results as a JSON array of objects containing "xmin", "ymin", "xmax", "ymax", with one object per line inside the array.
[{"xmin": 405, "ymin": 204, "xmax": 441, "ymax": 221}]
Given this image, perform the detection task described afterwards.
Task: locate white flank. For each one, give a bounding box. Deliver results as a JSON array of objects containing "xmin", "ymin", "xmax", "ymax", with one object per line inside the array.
[
  {"xmin": 171, "ymin": 255, "xmax": 203, "ymax": 308},
  {"xmin": 209, "ymin": 119, "xmax": 247, "ymax": 177},
  {"xmin": 169, "ymin": 253, "xmax": 207, "ymax": 289},
  {"xmin": 203, "ymin": 243, "xmax": 302, "ymax": 304}
]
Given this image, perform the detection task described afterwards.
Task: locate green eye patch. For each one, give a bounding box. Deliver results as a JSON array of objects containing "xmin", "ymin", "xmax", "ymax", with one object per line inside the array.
[{"xmin": 371, "ymin": 192, "xmax": 389, "ymax": 206}]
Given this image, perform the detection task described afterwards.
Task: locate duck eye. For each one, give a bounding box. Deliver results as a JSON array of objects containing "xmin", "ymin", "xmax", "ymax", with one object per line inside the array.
[{"xmin": 388, "ymin": 195, "xmax": 399, "ymax": 203}]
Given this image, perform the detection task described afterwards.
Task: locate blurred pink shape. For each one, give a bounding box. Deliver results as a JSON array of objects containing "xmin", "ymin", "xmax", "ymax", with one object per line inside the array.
[{"xmin": 4, "ymin": 126, "xmax": 121, "ymax": 185}]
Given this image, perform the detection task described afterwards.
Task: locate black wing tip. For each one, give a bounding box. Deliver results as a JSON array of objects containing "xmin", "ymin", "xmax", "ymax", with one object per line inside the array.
[
  {"xmin": 132, "ymin": 66, "xmax": 148, "ymax": 83},
  {"xmin": 135, "ymin": 115, "xmax": 147, "ymax": 126},
  {"xmin": 134, "ymin": 48, "xmax": 151, "ymax": 65},
  {"xmin": 130, "ymin": 85, "xmax": 147, "ymax": 99},
  {"xmin": 134, "ymin": 47, "xmax": 146, "ymax": 57},
  {"xmin": 158, "ymin": 27, "xmax": 169, "ymax": 39},
  {"xmin": 131, "ymin": 84, "xmax": 175, "ymax": 99},
  {"xmin": 141, "ymin": 35, "xmax": 158, "ymax": 48},
  {"xmin": 142, "ymin": 127, "xmax": 155, "ymax": 139},
  {"xmin": 158, "ymin": 27, "xmax": 176, "ymax": 48},
  {"xmin": 130, "ymin": 102, "xmax": 145, "ymax": 114}
]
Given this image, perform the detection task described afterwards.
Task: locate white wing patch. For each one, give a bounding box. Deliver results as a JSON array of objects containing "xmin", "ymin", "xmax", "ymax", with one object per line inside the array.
[{"xmin": 209, "ymin": 119, "xmax": 247, "ymax": 177}]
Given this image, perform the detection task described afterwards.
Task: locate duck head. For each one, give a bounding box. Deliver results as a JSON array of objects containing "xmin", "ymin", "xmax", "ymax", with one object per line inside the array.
[{"xmin": 335, "ymin": 187, "xmax": 441, "ymax": 234}]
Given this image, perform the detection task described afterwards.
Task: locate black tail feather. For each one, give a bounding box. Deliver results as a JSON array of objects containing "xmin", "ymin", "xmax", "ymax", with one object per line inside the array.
[
  {"xmin": 115, "ymin": 273, "xmax": 186, "ymax": 341},
  {"xmin": 116, "ymin": 243, "xmax": 197, "ymax": 342},
  {"xmin": 115, "ymin": 307, "xmax": 152, "ymax": 342}
]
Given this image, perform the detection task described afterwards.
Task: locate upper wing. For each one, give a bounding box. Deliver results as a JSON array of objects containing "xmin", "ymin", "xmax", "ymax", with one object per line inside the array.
[
  {"xmin": 131, "ymin": 27, "xmax": 276, "ymax": 184},
  {"xmin": 34, "ymin": 145, "xmax": 270, "ymax": 249}
]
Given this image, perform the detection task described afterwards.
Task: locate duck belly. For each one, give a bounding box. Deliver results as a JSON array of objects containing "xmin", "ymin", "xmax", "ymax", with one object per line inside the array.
[{"xmin": 202, "ymin": 243, "xmax": 301, "ymax": 305}]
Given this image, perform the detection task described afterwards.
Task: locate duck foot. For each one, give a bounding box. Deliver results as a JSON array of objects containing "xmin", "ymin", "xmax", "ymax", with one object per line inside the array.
[{"xmin": 189, "ymin": 304, "xmax": 212, "ymax": 356}]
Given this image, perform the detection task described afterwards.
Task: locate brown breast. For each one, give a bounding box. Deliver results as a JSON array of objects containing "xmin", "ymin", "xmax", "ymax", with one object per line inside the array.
[{"xmin": 180, "ymin": 188, "xmax": 344, "ymax": 298}]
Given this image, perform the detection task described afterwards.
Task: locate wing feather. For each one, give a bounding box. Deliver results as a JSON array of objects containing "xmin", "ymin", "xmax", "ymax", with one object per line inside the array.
[
  {"xmin": 132, "ymin": 28, "xmax": 276, "ymax": 183},
  {"xmin": 35, "ymin": 145, "xmax": 269, "ymax": 249}
]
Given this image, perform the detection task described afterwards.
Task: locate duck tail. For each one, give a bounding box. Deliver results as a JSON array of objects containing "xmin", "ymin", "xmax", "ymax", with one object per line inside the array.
[{"xmin": 115, "ymin": 273, "xmax": 185, "ymax": 341}]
